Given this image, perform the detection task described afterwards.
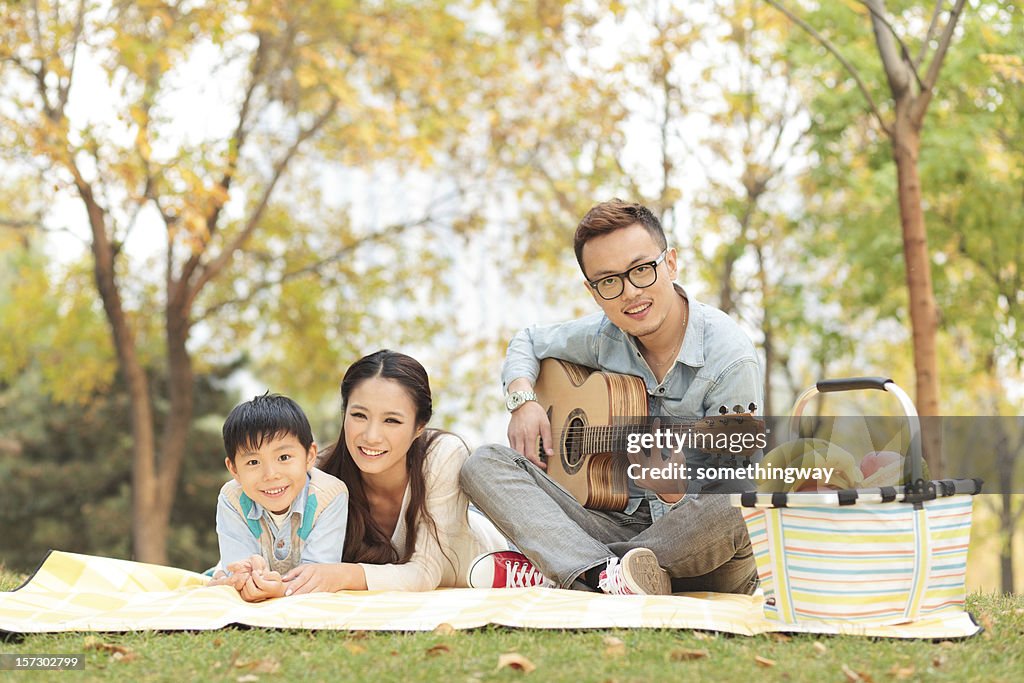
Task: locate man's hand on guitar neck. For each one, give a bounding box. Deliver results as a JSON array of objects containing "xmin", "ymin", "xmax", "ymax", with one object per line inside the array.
[{"xmin": 506, "ymin": 379, "xmax": 553, "ymax": 469}]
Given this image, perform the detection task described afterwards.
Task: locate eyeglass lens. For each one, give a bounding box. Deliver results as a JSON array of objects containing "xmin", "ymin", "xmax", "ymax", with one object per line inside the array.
[{"xmin": 596, "ymin": 262, "xmax": 658, "ymax": 299}]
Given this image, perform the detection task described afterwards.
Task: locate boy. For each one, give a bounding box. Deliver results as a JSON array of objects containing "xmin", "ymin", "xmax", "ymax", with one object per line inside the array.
[{"xmin": 209, "ymin": 392, "xmax": 348, "ymax": 602}]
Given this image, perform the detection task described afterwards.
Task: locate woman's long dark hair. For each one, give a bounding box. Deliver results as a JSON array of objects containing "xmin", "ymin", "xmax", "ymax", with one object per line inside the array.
[{"xmin": 319, "ymin": 350, "xmax": 446, "ymax": 565}]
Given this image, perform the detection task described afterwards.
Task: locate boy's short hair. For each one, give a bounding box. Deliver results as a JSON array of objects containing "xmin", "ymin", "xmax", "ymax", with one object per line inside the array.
[
  {"xmin": 222, "ymin": 392, "xmax": 314, "ymax": 462},
  {"xmin": 573, "ymin": 199, "xmax": 668, "ymax": 278}
]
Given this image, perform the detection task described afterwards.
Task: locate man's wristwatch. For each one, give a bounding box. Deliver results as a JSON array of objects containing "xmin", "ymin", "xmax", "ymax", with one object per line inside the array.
[{"xmin": 505, "ymin": 390, "xmax": 538, "ymax": 413}]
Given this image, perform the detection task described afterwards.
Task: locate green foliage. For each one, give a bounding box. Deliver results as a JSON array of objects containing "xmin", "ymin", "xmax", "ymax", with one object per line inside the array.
[
  {"xmin": 0, "ymin": 245, "xmax": 117, "ymax": 404},
  {"xmin": 0, "ymin": 363, "xmax": 236, "ymax": 574}
]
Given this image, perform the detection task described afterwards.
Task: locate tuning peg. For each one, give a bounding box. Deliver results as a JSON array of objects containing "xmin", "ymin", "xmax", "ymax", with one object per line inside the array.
[
  {"xmin": 732, "ymin": 404, "xmax": 743, "ymax": 413},
  {"xmin": 719, "ymin": 405, "xmax": 728, "ymax": 414},
  {"xmin": 748, "ymin": 402, "xmax": 757, "ymax": 412}
]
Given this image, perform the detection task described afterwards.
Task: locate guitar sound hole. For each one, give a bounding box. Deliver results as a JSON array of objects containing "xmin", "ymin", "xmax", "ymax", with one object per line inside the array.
[{"xmin": 562, "ymin": 414, "xmax": 586, "ymax": 474}]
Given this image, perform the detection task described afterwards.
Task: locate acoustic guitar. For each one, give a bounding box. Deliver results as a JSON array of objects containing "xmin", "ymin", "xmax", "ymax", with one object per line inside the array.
[{"xmin": 533, "ymin": 358, "xmax": 764, "ymax": 511}]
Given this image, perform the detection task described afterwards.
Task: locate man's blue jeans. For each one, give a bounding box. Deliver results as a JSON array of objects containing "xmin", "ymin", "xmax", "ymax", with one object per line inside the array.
[{"xmin": 460, "ymin": 443, "xmax": 758, "ymax": 593}]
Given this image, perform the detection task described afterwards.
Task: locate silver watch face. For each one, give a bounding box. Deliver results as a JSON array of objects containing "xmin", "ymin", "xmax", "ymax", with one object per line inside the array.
[{"xmin": 506, "ymin": 391, "xmax": 536, "ymax": 411}]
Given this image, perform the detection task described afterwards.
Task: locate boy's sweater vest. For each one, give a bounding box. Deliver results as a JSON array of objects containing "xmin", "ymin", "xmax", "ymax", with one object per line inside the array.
[{"xmin": 220, "ymin": 467, "xmax": 347, "ymax": 575}]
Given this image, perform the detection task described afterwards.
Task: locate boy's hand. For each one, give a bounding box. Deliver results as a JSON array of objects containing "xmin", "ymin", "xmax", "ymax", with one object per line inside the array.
[
  {"xmin": 209, "ymin": 569, "xmax": 249, "ymax": 591},
  {"xmin": 207, "ymin": 570, "xmax": 235, "ymax": 588},
  {"xmin": 239, "ymin": 568, "xmax": 287, "ymax": 602},
  {"xmin": 215, "ymin": 555, "xmax": 270, "ymax": 593}
]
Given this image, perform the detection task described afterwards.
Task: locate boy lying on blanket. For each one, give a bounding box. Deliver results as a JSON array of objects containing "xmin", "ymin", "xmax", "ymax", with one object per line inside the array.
[{"xmin": 208, "ymin": 393, "xmax": 349, "ymax": 602}]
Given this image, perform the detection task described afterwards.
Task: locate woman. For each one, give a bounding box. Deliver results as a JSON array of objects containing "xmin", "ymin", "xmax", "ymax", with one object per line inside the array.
[{"xmin": 281, "ymin": 349, "xmax": 506, "ymax": 593}]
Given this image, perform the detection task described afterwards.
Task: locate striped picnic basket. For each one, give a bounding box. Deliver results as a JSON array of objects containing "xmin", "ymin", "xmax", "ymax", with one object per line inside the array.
[{"xmin": 731, "ymin": 377, "xmax": 982, "ymax": 625}]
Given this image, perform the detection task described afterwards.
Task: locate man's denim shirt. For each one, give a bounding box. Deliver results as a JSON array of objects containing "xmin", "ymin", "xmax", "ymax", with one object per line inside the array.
[
  {"xmin": 501, "ymin": 286, "xmax": 764, "ymax": 518},
  {"xmin": 216, "ymin": 472, "xmax": 348, "ymax": 572}
]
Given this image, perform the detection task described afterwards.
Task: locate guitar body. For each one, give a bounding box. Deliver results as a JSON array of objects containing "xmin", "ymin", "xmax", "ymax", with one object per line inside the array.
[{"xmin": 534, "ymin": 358, "xmax": 648, "ymax": 511}]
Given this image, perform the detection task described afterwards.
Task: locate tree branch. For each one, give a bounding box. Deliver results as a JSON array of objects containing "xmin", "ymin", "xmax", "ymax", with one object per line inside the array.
[
  {"xmin": 171, "ymin": 35, "xmax": 270, "ymax": 310},
  {"xmin": 185, "ymin": 97, "xmax": 339, "ymax": 310},
  {"xmin": 914, "ymin": 0, "xmax": 945, "ymax": 69},
  {"xmin": 0, "ymin": 216, "xmax": 42, "ymax": 229},
  {"xmin": 857, "ymin": 0, "xmax": 924, "ymax": 92},
  {"xmin": 911, "ymin": 0, "xmax": 968, "ymax": 124},
  {"xmin": 866, "ymin": 0, "xmax": 912, "ymax": 99},
  {"xmin": 57, "ymin": 0, "xmax": 87, "ymax": 112},
  {"xmin": 762, "ymin": 0, "xmax": 891, "ymax": 135},
  {"xmin": 192, "ymin": 216, "xmax": 434, "ymax": 322},
  {"xmin": 205, "ymin": 33, "xmax": 269, "ymax": 245}
]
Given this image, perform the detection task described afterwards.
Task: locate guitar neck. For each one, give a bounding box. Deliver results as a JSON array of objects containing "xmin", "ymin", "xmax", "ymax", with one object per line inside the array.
[{"xmin": 574, "ymin": 420, "xmax": 707, "ymax": 454}]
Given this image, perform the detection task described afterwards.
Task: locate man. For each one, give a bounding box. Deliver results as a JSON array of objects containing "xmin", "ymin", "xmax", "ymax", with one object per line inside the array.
[{"xmin": 460, "ymin": 199, "xmax": 762, "ymax": 595}]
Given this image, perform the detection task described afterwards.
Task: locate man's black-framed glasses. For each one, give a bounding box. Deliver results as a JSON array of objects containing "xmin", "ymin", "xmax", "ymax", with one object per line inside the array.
[{"xmin": 587, "ymin": 250, "xmax": 668, "ymax": 300}]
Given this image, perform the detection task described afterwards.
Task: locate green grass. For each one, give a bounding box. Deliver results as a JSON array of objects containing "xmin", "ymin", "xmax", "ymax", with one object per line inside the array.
[{"xmin": 1, "ymin": 567, "xmax": 1021, "ymax": 682}]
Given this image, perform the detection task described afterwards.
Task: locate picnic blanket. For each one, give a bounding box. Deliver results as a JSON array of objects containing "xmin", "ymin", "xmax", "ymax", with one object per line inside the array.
[{"xmin": 0, "ymin": 551, "xmax": 980, "ymax": 638}]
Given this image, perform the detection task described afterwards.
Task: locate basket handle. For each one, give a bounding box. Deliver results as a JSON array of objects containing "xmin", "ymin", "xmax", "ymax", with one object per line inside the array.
[
  {"xmin": 790, "ymin": 377, "xmax": 923, "ymax": 483},
  {"xmin": 816, "ymin": 377, "xmax": 892, "ymax": 393}
]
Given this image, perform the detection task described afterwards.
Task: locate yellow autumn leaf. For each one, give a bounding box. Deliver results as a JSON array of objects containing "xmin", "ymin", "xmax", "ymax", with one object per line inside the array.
[{"xmin": 496, "ymin": 652, "xmax": 536, "ymax": 674}]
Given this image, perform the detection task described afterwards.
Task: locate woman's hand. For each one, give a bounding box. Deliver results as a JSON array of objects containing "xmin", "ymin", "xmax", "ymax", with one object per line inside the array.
[{"xmin": 282, "ymin": 563, "xmax": 366, "ymax": 595}]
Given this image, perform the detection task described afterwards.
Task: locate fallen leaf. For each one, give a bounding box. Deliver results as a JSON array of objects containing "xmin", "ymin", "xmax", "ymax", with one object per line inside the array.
[
  {"xmin": 343, "ymin": 642, "xmax": 367, "ymax": 655},
  {"xmin": 812, "ymin": 641, "xmax": 827, "ymax": 655},
  {"xmin": 770, "ymin": 633, "xmax": 791, "ymax": 642},
  {"xmin": 932, "ymin": 654, "xmax": 947, "ymax": 668},
  {"xmin": 888, "ymin": 665, "xmax": 915, "ymax": 679},
  {"xmin": 212, "ymin": 638, "xmax": 223, "ymax": 648},
  {"xmin": 233, "ymin": 658, "xmax": 280, "ymax": 674},
  {"xmin": 602, "ymin": 636, "xmax": 626, "ymax": 657},
  {"xmin": 426, "ymin": 644, "xmax": 451, "ymax": 657},
  {"xmin": 978, "ymin": 612, "xmax": 994, "ymax": 638},
  {"xmin": 669, "ymin": 648, "xmax": 709, "ymax": 661},
  {"xmin": 236, "ymin": 676, "xmax": 259, "ymax": 683},
  {"xmin": 754, "ymin": 655, "xmax": 776, "ymax": 668},
  {"xmin": 433, "ymin": 623, "xmax": 456, "ymax": 635},
  {"xmin": 83, "ymin": 639, "xmax": 132, "ymax": 656},
  {"xmin": 692, "ymin": 631, "xmax": 712, "ymax": 641},
  {"xmin": 496, "ymin": 652, "xmax": 536, "ymax": 674},
  {"xmin": 840, "ymin": 664, "xmax": 873, "ymax": 682},
  {"xmin": 111, "ymin": 651, "xmax": 137, "ymax": 663}
]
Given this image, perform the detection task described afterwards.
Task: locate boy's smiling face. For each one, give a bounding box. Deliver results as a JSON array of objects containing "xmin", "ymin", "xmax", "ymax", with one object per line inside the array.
[{"xmin": 225, "ymin": 433, "xmax": 317, "ymax": 514}]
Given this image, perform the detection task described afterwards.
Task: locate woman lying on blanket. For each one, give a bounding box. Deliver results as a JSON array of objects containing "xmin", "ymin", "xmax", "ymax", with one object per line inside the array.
[{"xmin": 281, "ymin": 349, "xmax": 507, "ymax": 594}]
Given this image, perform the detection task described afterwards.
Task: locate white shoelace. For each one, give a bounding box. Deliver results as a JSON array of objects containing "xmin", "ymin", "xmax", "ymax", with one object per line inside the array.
[
  {"xmin": 504, "ymin": 560, "xmax": 548, "ymax": 588},
  {"xmin": 597, "ymin": 557, "xmax": 633, "ymax": 594}
]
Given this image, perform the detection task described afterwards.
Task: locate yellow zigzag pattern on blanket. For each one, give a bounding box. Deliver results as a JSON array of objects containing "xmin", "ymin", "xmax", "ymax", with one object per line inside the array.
[
  {"xmin": 18, "ymin": 551, "xmax": 206, "ymax": 594},
  {"xmin": 0, "ymin": 551, "xmax": 980, "ymax": 639}
]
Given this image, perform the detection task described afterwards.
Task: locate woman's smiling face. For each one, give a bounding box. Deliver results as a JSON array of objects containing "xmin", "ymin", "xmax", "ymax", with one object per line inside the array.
[{"xmin": 344, "ymin": 376, "xmax": 423, "ymax": 483}]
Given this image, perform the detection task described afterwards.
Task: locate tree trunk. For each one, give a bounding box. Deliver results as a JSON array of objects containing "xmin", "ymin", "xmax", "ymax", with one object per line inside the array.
[
  {"xmin": 994, "ymin": 415, "xmax": 1016, "ymax": 593},
  {"xmin": 76, "ymin": 179, "xmax": 165, "ymax": 563},
  {"xmin": 755, "ymin": 244, "xmax": 773, "ymax": 418},
  {"xmin": 1000, "ymin": 497, "xmax": 1014, "ymax": 594},
  {"xmin": 153, "ymin": 301, "xmax": 196, "ymax": 562},
  {"xmin": 890, "ymin": 114, "xmax": 943, "ymax": 478}
]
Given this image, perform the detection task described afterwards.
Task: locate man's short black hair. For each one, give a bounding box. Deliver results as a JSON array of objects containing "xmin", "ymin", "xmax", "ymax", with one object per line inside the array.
[{"xmin": 222, "ymin": 392, "xmax": 314, "ymax": 462}]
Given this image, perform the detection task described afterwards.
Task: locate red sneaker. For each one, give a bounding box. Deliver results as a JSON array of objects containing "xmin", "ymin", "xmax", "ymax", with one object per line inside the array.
[{"xmin": 467, "ymin": 551, "xmax": 555, "ymax": 588}]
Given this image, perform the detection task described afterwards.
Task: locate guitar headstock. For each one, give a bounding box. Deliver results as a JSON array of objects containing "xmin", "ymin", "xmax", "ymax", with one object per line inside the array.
[{"xmin": 693, "ymin": 403, "xmax": 766, "ymax": 458}]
